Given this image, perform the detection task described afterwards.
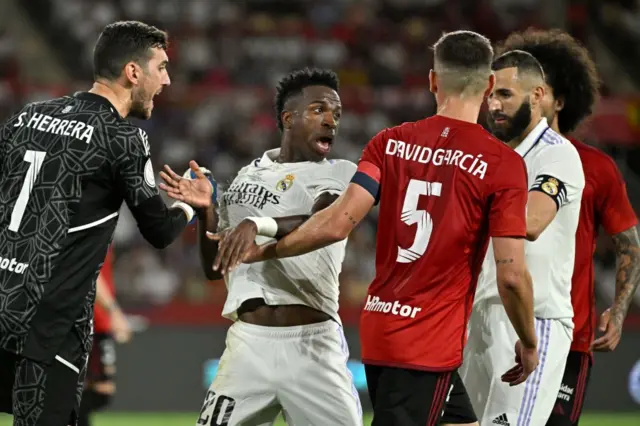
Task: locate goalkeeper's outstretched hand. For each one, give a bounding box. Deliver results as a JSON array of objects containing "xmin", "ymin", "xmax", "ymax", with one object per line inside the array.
[{"xmin": 159, "ymin": 160, "xmax": 214, "ymax": 209}]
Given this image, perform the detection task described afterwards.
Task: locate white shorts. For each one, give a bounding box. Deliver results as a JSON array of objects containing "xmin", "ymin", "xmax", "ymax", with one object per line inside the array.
[
  {"xmin": 460, "ymin": 301, "xmax": 572, "ymax": 426},
  {"xmin": 196, "ymin": 319, "xmax": 362, "ymax": 426}
]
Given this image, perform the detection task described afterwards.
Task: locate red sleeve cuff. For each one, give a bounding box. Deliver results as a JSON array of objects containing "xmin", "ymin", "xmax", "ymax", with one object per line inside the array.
[{"xmin": 605, "ymin": 217, "xmax": 639, "ymax": 236}]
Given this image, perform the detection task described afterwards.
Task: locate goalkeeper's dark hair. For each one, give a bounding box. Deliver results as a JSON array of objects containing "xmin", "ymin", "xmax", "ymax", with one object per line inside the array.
[
  {"xmin": 93, "ymin": 21, "xmax": 168, "ymax": 81},
  {"xmin": 274, "ymin": 68, "xmax": 339, "ymax": 132},
  {"xmin": 496, "ymin": 28, "xmax": 600, "ymax": 133}
]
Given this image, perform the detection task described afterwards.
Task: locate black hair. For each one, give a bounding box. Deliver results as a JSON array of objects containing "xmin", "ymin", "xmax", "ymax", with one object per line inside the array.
[
  {"xmin": 492, "ymin": 50, "xmax": 545, "ymax": 82},
  {"xmin": 496, "ymin": 28, "xmax": 600, "ymax": 133},
  {"xmin": 93, "ymin": 21, "xmax": 168, "ymax": 80},
  {"xmin": 274, "ymin": 68, "xmax": 339, "ymax": 132}
]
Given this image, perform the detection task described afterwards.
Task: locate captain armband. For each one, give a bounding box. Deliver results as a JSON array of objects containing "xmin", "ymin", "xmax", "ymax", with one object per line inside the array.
[{"xmin": 530, "ymin": 174, "xmax": 567, "ymax": 209}]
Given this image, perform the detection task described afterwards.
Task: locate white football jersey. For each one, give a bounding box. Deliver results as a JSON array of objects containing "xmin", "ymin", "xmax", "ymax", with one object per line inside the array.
[
  {"xmin": 218, "ymin": 148, "xmax": 356, "ymax": 323},
  {"xmin": 475, "ymin": 118, "xmax": 585, "ymax": 326}
]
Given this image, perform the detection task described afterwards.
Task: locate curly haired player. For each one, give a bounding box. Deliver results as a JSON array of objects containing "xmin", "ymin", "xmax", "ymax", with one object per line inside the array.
[{"xmin": 496, "ymin": 29, "xmax": 640, "ymax": 426}]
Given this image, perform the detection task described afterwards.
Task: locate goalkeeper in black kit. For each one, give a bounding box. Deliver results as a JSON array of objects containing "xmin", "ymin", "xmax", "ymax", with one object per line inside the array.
[{"xmin": 0, "ymin": 21, "xmax": 214, "ymax": 426}]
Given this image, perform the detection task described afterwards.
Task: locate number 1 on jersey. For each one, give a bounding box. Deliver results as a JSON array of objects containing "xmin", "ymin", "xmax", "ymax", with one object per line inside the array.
[
  {"xmin": 8, "ymin": 150, "xmax": 47, "ymax": 232},
  {"xmin": 397, "ymin": 179, "xmax": 442, "ymax": 263}
]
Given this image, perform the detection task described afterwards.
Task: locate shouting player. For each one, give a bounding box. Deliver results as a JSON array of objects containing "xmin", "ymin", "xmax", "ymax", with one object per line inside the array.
[
  {"xmin": 204, "ymin": 31, "xmax": 539, "ymax": 426},
  {"xmin": 78, "ymin": 246, "xmax": 131, "ymax": 426},
  {"xmin": 497, "ymin": 29, "xmax": 640, "ymax": 426},
  {"xmin": 460, "ymin": 50, "xmax": 585, "ymax": 425},
  {"xmin": 162, "ymin": 68, "xmax": 362, "ymax": 426},
  {"xmin": 0, "ymin": 21, "xmax": 210, "ymax": 426}
]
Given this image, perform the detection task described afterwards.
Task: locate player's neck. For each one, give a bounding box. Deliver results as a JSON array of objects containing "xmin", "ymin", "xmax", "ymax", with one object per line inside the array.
[
  {"xmin": 435, "ymin": 96, "xmax": 481, "ymax": 124},
  {"xmin": 549, "ymin": 116, "xmax": 561, "ymax": 134},
  {"xmin": 88, "ymin": 81, "xmax": 132, "ymax": 118},
  {"xmin": 278, "ymin": 138, "xmax": 307, "ymax": 163},
  {"xmin": 508, "ymin": 115, "xmax": 544, "ymax": 148}
]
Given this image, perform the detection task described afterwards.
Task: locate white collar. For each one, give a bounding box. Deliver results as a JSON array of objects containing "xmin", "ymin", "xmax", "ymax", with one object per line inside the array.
[
  {"xmin": 258, "ymin": 149, "xmax": 281, "ymax": 167},
  {"xmin": 514, "ymin": 118, "xmax": 549, "ymax": 158},
  {"xmin": 257, "ymin": 148, "xmax": 329, "ymax": 167}
]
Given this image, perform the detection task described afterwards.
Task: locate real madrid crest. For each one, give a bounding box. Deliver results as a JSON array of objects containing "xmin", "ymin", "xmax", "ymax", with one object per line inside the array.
[
  {"xmin": 541, "ymin": 177, "xmax": 559, "ymax": 196},
  {"xmin": 276, "ymin": 174, "xmax": 295, "ymax": 192}
]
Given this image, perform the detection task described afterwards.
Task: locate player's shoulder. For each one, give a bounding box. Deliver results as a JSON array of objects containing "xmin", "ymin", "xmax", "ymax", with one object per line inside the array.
[
  {"xmin": 322, "ymin": 158, "xmax": 357, "ymax": 175},
  {"xmin": 369, "ymin": 117, "xmax": 431, "ymax": 141},
  {"xmin": 290, "ymin": 158, "xmax": 356, "ymax": 185},
  {"xmin": 536, "ymin": 129, "xmax": 581, "ymax": 160},
  {"xmin": 379, "ymin": 117, "xmax": 435, "ymax": 140},
  {"xmin": 539, "ymin": 129, "xmax": 576, "ymax": 151},
  {"xmin": 108, "ymin": 121, "xmax": 151, "ymax": 158},
  {"xmin": 472, "ymin": 130, "xmax": 525, "ymax": 171},
  {"xmin": 569, "ymin": 137, "xmax": 616, "ymax": 165},
  {"xmin": 16, "ymin": 96, "xmax": 71, "ymax": 116},
  {"xmin": 570, "ymin": 137, "xmax": 623, "ymax": 182}
]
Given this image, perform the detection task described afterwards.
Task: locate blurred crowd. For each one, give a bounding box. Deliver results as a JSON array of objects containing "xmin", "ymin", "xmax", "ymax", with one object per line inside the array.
[{"xmin": 1, "ymin": 0, "xmax": 639, "ymax": 314}]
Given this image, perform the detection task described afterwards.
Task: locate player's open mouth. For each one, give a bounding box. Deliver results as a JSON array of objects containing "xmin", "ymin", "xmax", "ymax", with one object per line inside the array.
[
  {"xmin": 491, "ymin": 115, "xmax": 508, "ymax": 124},
  {"xmin": 316, "ymin": 136, "xmax": 333, "ymax": 154}
]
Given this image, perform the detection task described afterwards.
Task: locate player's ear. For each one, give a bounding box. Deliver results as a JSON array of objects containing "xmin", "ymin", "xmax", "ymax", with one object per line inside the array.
[
  {"xmin": 429, "ymin": 69, "xmax": 437, "ymax": 94},
  {"xmin": 282, "ymin": 110, "xmax": 293, "ymax": 130},
  {"xmin": 484, "ymin": 72, "xmax": 496, "ymax": 99},
  {"xmin": 123, "ymin": 62, "xmax": 141, "ymax": 86},
  {"xmin": 532, "ymin": 84, "xmax": 545, "ymax": 107},
  {"xmin": 554, "ymin": 95, "xmax": 565, "ymax": 113}
]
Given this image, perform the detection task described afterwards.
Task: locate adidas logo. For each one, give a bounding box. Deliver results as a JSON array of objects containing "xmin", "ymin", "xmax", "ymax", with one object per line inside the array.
[{"xmin": 492, "ymin": 413, "xmax": 510, "ymax": 426}]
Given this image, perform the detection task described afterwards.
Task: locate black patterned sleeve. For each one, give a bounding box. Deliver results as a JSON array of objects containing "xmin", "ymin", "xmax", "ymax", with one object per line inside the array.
[{"xmin": 113, "ymin": 126, "xmax": 187, "ymax": 249}]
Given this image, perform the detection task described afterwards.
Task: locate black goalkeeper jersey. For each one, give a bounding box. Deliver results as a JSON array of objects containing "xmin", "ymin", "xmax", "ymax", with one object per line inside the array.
[{"xmin": 0, "ymin": 92, "xmax": 188, "ymax": 363}]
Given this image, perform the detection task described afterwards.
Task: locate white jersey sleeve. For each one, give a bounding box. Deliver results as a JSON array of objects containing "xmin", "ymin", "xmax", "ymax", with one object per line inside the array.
[
  {"xmin": 526, "ymin": 141, "xmax": 584, "ymax": 323},
  {"xmin": 528, "ymin": 143, "xmax": 585, "ymax": 209},
  {"xmin": 306, "ymin": 160, "xmax": 356, "ymax": 199},
  {"xmin": 474, "ymin": 128, "xmax": 584, "ymax": 325}
]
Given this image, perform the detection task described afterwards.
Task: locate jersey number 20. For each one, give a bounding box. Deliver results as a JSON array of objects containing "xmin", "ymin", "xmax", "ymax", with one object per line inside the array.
[
  {"xmin": 8, "ymin": 150, "xmax": 46, "ymax": 232},
  {"xmin": 397, "ymin": 179, "xmax": 442, "ymax": 263}
]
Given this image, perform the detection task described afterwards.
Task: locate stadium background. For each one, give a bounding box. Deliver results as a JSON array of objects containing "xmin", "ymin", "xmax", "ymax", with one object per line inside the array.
[{"xmin": 1, "ymin": 0, "xmax": 640, "ymax": 424}]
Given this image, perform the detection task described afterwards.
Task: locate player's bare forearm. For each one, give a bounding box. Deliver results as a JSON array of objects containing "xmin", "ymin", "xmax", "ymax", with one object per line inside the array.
[
  {"xmin": 493, "ymin": 237, "xmax": 537, "ymax": 348},
  {"xmin": 272, "ymin": 215, "xmax": 308, "ymax": 239},
  {"xmin": 274, "ymin": 184, "xmax": 373, "ymax": 259},
  {"xmin": 95, "ymin": 274, "xmax": 118, "ymax": 312},
  {"xmin": 273, "ymin": 193, "xmax": 338, "ymax": 239},
  {"xmin": 210, "ymin": 193, "xmax": 339, "ymax": 274},
  {"xmin": 198, "ymin": 205, "xmax": 223, "ymax": 280},
  {"xmin": 610, "ymin": 225, "xmax": 640, "ymax": 326},
  {"xmin": 498, "ymin": 266, "xmax": 537, "ymax": 348},
  {"xmin": 525, "ymin": 191, "xmax": 558, "ymax": 241}
]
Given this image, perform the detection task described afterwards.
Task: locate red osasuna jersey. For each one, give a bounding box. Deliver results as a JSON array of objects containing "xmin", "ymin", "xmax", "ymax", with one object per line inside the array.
[
  {"xmin": 568, "ymin": 138, "xmax": 637, "ymax": 353},
  {"xmin": 93, "ymin": 247, "xmax": 115, "ymax": 333},
  {"xmin": 352, "ymin": 116, "xmax": 529, "ymax": 371}
]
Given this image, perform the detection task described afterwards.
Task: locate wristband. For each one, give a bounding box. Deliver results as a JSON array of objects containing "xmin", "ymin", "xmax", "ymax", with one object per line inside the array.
[
  {"xmin": 172, "ymin": 201, "xmax": 195, "ymax": 223},
  {"xmin": 245, "ymin": 217, "xmax": 278, "ymax": 238}
]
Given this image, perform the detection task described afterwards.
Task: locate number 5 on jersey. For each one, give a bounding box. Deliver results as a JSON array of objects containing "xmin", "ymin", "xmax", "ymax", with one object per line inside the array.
[
  {"xmin": 8, "ymin": 150, "xmax": 47, "ymax": 232},
  {"xmin": 397, "ymin": 179, "xmax": 442, "ymax": 263}
]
